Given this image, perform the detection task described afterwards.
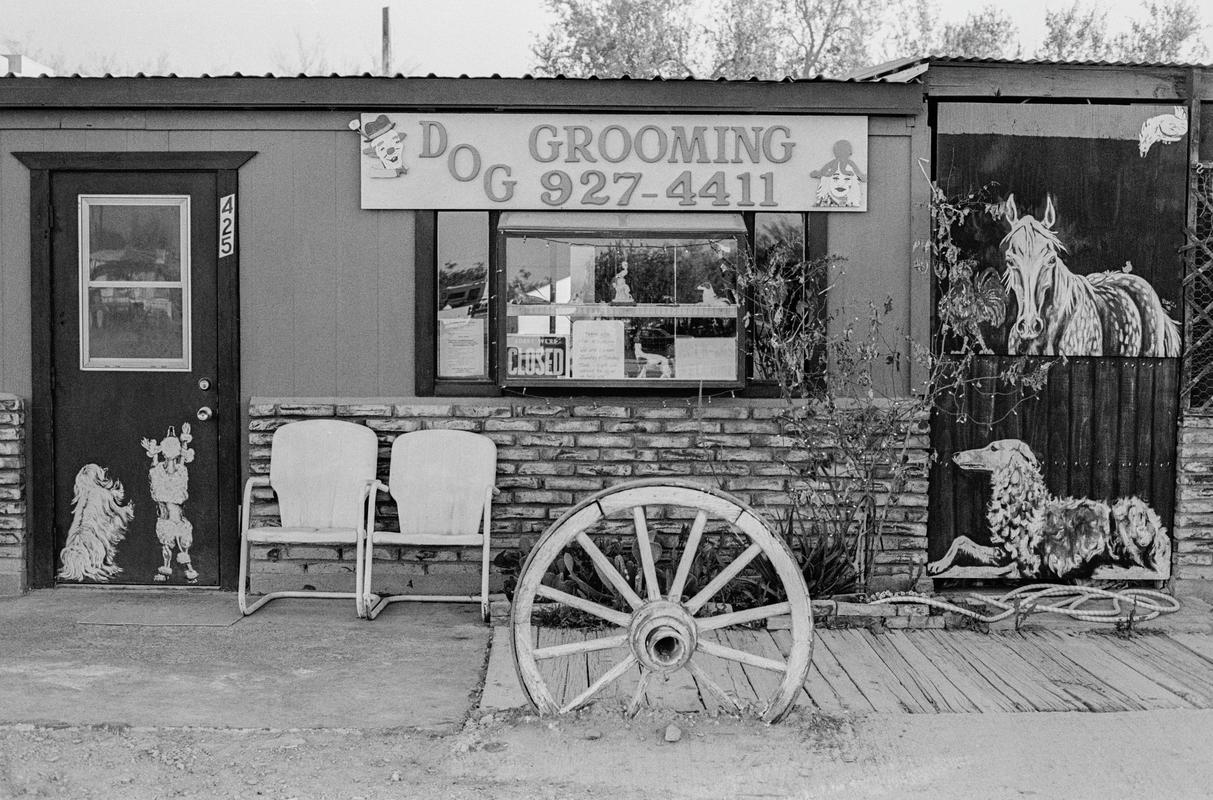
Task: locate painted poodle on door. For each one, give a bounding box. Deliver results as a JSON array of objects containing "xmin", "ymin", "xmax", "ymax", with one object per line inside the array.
[
  {"xmin": 142, "ymin": 424, "xmax": 198, "ymax": 583},
  {"xmin": 1001, "ymin": 194, "xmax": 1180, "ymax": 357},
  {"xmin": 928, "ymin": 439, "xmax": 1171, "ymax": 580}
]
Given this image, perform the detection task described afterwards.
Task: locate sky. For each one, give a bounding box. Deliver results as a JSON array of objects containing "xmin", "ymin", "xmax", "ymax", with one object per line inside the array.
[{"xmin": 0, "ymin": 0, "xmax": 1207, "ymax": 77}]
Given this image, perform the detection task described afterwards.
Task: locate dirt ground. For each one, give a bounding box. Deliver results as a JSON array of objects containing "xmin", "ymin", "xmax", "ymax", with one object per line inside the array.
[{"xmin": 4, "ymin": 707, "xmax": 1213, "ymax": 800}]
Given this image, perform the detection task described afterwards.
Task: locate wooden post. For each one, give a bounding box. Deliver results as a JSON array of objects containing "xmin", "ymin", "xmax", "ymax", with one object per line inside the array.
[{"xmin": 381, "ymin": 6, "xmax": 391, "ymax": 76}]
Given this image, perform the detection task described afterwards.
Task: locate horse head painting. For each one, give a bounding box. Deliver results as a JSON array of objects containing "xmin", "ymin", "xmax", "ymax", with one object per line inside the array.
[{"xmin": 1000, "ymin": 194, "xmax": 1180, "ymax": 357}]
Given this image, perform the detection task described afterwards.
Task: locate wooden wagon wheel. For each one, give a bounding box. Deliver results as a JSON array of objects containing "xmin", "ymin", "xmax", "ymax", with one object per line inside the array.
[{"xmin": 510, "ymin": 479, "xmax": 813, "ymax": 723}]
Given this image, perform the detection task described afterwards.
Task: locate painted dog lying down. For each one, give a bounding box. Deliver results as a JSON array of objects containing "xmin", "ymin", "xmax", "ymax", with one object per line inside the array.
[{"xmin": 928, "ymin": 439, "xmax": 1170, "ymax": 580}]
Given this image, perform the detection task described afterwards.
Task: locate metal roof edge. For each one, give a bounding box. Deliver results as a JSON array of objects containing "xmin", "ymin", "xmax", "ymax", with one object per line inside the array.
[{"xmin": 0, "ymin": 75, "xmax": 922, "ymax": 114}]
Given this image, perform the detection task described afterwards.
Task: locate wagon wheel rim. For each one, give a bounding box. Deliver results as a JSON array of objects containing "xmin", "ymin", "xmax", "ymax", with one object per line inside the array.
[{"xmin": 510, "ymin": 478, "xmax": 813, "ymax": 724}]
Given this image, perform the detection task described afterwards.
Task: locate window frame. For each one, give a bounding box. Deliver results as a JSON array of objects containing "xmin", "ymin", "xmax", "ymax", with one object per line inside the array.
[
  {"xmin": 495, "ymin": 221, "xmax": 747, "ymax": 390},
  {"xmin": 415, "ymin": 210, "xmax": 827, "ymax": 397},
  {"xmin": 78, "ymin": 194, "xmax": 192, "ymax": 372}
]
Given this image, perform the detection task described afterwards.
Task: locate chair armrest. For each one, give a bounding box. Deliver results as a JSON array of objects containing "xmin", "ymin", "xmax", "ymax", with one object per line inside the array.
[{"xmin": 241, "ymin": 476, "xmax": 272, "ymax": 532}]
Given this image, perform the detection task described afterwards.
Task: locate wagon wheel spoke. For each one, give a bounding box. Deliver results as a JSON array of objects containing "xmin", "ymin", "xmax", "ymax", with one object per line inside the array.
[
  {"xmin": 696, "ymin": 601, "xmax": 792, "ymax": 631},
  {"xmin": 686, "ymin": 658, "xmax": 744, "ymax": 714},
  {"xmin": 684, "ymin": 542, "xmax": 764, "ymax": 614},
  {"xmin": 697, "ymin": 638, "xmax": 788, "ymax": 674},
  {"xmin": 575, "ymin": 532, "xmax": 644, "ymax": 610},
  {"xmin": 626, "ymin": 667, "xmax": 652, "ymax": 717},
  {"xmin": 668, "ymin": 510, "xmax": 708, "ymax": 602},
  {"xmin": 560, "ymin": 653, "xmax": 638, "ymax": 714},
  {"xmin": 534, "ymin": 633, "xmax": 628, "ymax": 661},
  {"xmin": 535, "ymin": 585, "xmax": 631, "ymax": 628},
  {"xmin": 632, "ymin": 505, "xmax": 661, "ymax": 601}
]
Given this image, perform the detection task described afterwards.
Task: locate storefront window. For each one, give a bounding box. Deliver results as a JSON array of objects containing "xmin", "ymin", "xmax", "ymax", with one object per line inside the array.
[
  {"xmin": 498, "ymin": 213, "xmax": 744, "ymax": 387},
  {"xmin": 436, "ymin": 212, "xmax": 490, "ymax": 380}
]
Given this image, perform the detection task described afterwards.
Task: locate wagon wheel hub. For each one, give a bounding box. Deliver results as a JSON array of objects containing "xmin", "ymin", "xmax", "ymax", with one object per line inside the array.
[{"xmin": 628, "ymin": 600, "xmax": 697, "ymax": 674}]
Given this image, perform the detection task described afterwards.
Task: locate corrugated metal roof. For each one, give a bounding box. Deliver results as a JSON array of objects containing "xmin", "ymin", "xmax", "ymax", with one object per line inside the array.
[
  {"xmin": 848, "ymin": 55, "xmax": 1213, "ymax": 82},
  {"xmin": 0, "ymin": 70, "xmax": 868, "ymax": 83}
]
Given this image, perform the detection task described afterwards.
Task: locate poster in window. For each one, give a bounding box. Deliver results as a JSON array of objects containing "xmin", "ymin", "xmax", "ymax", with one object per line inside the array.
[
  {"xmin": 675, "ymin": 337, "xmax": 736, "ymax": 381},
  {"xmin": 438, "ymin": 318, "xmax": 486, "ymax": 378}
]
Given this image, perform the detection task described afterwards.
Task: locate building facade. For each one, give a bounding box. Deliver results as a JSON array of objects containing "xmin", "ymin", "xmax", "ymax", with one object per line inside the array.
[{"xmin": 1, "ymin": 61, "xmax": 1210, "ymax": 600}]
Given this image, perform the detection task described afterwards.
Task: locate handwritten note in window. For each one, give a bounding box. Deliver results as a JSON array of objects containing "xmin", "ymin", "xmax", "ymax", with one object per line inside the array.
[{"xmin": 571, "ymin": 320, "xmax": 626, "ymax": 380}]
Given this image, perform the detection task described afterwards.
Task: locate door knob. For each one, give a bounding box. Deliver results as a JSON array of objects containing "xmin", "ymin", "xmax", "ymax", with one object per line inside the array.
[{"xmin": 196, "ymin": 406, "xmax": 213, "ymax": 421}]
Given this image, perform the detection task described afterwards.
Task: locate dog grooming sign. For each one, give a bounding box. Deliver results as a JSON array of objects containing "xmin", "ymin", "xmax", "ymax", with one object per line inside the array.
[{"xmin": 351, "ymin": 113, "xmax": 868, "ymax": 212}]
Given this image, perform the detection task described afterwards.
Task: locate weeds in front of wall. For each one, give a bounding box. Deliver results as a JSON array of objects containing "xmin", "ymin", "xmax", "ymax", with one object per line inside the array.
[{"xmin": 705, "ymin": 177, "xmax": 1049, "ymax": 596}]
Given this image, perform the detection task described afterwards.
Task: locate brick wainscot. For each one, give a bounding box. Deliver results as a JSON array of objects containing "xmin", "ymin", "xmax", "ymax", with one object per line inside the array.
[
  {"xmin": 247, "ymin": 398, "xmax": 931, "ymax": 599},
  {"xmin": 0, "ymin": 394, "xmax": 27, "ymax": 596},
  {"xmin": 1175, "ymin": 412, "xmax": 1213, "ymax": 600}
]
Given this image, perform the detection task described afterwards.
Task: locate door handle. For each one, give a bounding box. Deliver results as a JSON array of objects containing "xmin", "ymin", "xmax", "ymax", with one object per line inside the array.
[{"xmin": 196, "ymin": 406, "xmax": 213, "ymax": 421}]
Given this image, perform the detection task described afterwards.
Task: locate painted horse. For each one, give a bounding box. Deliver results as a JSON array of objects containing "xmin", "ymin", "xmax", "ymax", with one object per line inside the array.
[{"xmin": 1001, "ymin": 194, "xmax": 1180, "ymax": 357}]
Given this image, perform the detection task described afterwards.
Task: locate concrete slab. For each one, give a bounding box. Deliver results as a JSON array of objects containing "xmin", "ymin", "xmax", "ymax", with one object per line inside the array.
[
  {"xmin": 481, "ymin": 626, "xmax": 527, "ymax": 712},
  {"xmin": 0, "ymin": 590, "xmax": 489, "ymax": 732}
]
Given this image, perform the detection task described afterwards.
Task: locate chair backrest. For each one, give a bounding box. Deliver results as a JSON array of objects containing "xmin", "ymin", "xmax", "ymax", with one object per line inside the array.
[
  {"xmin": 270, "ymin": 420, "xmax": 378, "ymax": 529},
  {"xmin": 389, "ymin": 429, "xmax": 497, "ymax": 537}
]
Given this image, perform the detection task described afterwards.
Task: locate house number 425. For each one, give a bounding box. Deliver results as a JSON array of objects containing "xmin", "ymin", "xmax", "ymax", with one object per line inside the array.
[{"xmin": 218, "ymin": 194, "xmax": 236, "ymax": 258}]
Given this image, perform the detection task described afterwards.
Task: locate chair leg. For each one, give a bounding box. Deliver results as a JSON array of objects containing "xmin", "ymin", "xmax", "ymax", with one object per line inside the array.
[
  {"xmin": 238, "ymin": 528, "xmax": 253, "ymax": 615},
  {"xmin": 364, "ymin": 534, "xmax": 386, "ymax": 620},
  {"xmin": 480, "ymin": 536, "xmax": 491, "ymax": 623},
  {"xmin": 354, "ymin": 533, "xmax": 366, "ymax": 619}
]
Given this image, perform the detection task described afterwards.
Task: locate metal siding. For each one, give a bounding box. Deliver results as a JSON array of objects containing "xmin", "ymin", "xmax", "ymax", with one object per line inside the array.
[
  {"xmin": 826, "ymin": 131, "xmax": 915, "ymax": 395},
  {"xmin": 290, "ymin": 130, "xmax": 338, "ymax": 394},
  {"xmin": 1, "ymin": 107, "xmax": 912, "ymax": 403}
]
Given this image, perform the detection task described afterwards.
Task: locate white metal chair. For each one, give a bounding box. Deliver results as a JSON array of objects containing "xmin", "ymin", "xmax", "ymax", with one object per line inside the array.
[
  {"xmin": 363, "ymin": 429, "xmax": 497, "ymax": 621},
  {"xmin": 238, "ymin": 419, "xmax": 379, "ymax": 617}
]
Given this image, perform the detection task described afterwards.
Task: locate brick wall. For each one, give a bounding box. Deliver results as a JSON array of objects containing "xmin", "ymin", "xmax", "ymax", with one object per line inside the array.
[
  {"xmin": 0, "ymin": 394, "xmax": 26, "ymax": 596},
  {"xmin": 1175, "ymin": 413, "xmax": 1213, "ymax": 599},
  {"xmin": 247, "ymin": 397, "xmax": 931, "ymax": 597}
]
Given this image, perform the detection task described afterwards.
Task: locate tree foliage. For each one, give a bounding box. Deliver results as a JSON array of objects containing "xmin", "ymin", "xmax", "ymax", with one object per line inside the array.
[
  {"xmin": 1112, "ymin": 0, "xmax": 1208, "ymax": 62},
  {"xmin": 1038, "ymin": 0, "xmax": 1207, "ymax": 62},
  {"xmin": 1037, "ymin": 2, "xmax": 1110, "ymax": 61},
  {"xmin": 534, "ymin": 0, "xmax": 890, "ymax": 78},
  {"xmin": 533, "ymin": 0, "xmax": 1209, "ymax": 79}
]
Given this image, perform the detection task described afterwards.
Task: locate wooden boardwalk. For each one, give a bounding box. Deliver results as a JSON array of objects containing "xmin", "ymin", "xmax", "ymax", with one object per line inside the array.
[{"xmin": 486, "ymin": 627, "xmax": 1213, "ymax": 715}]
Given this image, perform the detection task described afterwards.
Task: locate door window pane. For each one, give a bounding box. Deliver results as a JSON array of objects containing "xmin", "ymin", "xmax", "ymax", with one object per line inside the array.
[
  {"xmin": 79, "ymin": 196, "xmax": 191, "ymax": 370},
  {"xmin": 86, "ymin": 287, "xmax": 184, "ymax": 359},
  {"xmin": 437, "ymin": 212, "xmax": 490, "ymax": 380}
]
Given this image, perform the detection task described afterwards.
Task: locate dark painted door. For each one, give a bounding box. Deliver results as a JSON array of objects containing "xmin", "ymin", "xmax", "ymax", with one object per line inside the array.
[{"xmin": 50, "ymin": 172, "xmax": 221, "ymax": 586}]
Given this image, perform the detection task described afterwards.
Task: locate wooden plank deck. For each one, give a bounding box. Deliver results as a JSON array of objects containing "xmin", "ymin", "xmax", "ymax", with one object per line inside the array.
[{"xmin": 507, "ymin": 627, "xmax": 1213, "ymax": 715}]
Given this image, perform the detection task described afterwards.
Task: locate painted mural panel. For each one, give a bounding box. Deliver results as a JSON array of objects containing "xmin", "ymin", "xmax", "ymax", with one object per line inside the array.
[
  {"xmin": 929, "ymin": 102, "xmax": 1186, "ymax": 581},
  {"xmin": 936, "ymin": 102, "xmax": 1187, "ymax": 357}
]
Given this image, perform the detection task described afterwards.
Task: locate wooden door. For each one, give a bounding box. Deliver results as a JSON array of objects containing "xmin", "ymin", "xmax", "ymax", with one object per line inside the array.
[{"xmin": 48, "ymin": 171, "xmax": 223, "ymax": 586}]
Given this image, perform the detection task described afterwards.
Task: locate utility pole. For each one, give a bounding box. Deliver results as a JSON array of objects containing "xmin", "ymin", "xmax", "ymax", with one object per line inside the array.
[{"xmin": 381, "ymin": 6, "xmax": 391, "ymax": 76}]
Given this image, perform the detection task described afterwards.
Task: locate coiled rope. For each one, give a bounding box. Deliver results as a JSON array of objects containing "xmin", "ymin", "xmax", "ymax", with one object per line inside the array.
[{"xmin": 868, "ymin": 584, "xmax": 1181, "ymax": 625}]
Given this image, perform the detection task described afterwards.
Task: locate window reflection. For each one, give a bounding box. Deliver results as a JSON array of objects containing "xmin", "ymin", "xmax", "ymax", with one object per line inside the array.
[
  {"xmin": 436, "ymin": 212, "xmax": 490, "ymax": 380},
  {"xmin": 88, "ymin": 203, "xmax": 182, "ymax": 282},
  {"xmin": 752, "ymin": 212, "xmax": 812, "ymax": 381}
]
